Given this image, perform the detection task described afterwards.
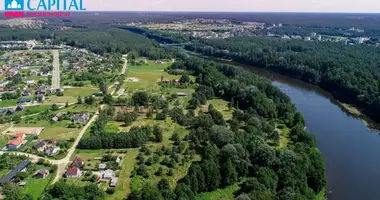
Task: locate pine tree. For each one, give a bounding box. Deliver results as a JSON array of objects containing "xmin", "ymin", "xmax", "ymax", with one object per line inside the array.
[
  {"xmin": 77, "ymin": 96, "xmax": 82, "ymax": 104},
  {"xmin": 222, "ymin": 158, "xmax": 238, "ymax": 186}
]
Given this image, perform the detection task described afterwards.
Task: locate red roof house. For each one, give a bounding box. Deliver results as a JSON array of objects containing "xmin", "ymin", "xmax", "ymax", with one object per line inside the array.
[
  {"xmin": 6, "ymin": 137, "xmax": 24, "ymax": 149},
  {"xmin": 72, "ymin": 157, "xmax": 84, "ymax": 167},
  {"xmin": 15, "ymin": 133, "xmax": 25, "ymax": 139},
  {"xmin": 64, "ymin": 167, "xmax": 82, "ymax": 178}
]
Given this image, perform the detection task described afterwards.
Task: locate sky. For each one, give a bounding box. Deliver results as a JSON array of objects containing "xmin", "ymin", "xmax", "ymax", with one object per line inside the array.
[{"xmin": 1, "ymin": 0, "xmax": 380, "ymax": 13}]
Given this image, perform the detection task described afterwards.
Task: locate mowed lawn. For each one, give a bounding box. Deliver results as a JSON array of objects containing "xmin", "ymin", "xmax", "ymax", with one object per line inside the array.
[
  {"xmin": 0, "ymin": 99, "xmax": 18, "ymax": 107},
  {"xmin": 24, "ymin": 174, "xmax": 53, "ymax": 200},
  {"xmin": 39, "ymin": 127, "xmax": 78, "ymax": 140},
  {"xmin": 14, "ymin": 120, "xmax": 80, "ymax": 140},
  {"xmin": 125, "ymin": 61, "xmax": 181, "ymax": 91},
  {"xmin": 44, "ymin": 88, "xmax": 98, "ymax": 104}
]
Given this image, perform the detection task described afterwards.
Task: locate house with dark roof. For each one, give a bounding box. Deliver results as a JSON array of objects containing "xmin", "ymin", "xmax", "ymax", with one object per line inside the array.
[
  {"xmin": 72, "ymin": 157, "xmax": 84, "ymax": 167},
  {"xmin": 0, "ymin": 160, "xmax": 30, "ymax": 184},
  {"xmin": 65, "ymin": 167, "xmax": 82, "ymax": 178},
  {"xmin": 16, "ymin": 105, "xmax": 24, "ymax": 112},
  {"xmin": 33, "ymin": 141, "xmax": 46, "ymax": 151},
  {"xmin": 17, "ymin": 98, "xmax": 31, "ymax": 104},
  {"xmin": 6, "ymin": 109, "xmax": 15, "ymax": 115},
  {"xmin": 35, "ymin": 169, "xmax": 49, "ymax": 179},
  {"xmin": 22, "ymin": 90, "xmax": 31, "ymax": 96},
  {"xmin": 71, "ymin": 112, "xmax": 89, "ymax": 123},
  {"xmin": 35, "ymin": 94, "xmax": 45, "ymax": 102}
]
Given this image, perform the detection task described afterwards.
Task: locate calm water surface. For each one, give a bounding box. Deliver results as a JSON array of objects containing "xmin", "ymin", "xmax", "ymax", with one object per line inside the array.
[{"xmin": 244, "ymin": 65, "xmax": 380, "ymax": 200}]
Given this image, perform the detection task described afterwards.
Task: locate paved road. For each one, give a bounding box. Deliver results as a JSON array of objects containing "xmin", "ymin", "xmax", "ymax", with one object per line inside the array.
[{"xmin": 51, "ymin": 50, "xmax": 60, "ymax": 90}]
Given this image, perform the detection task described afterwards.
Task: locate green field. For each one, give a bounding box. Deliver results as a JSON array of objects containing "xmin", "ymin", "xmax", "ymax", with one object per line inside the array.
[
  {"xmin": 15, "ymin": 120, "xmax": 80, "ymax": 140},
  {"xmin": 0, "ymin": 99, "xmax": 18, "ymax": 107},
  {"xmin": 44, "ymin": 88, "xmax": 99, "ymax": 104},
  {"xmin": 125, "ymin": 61, "xmax": 181, "ymax": 91},
  {"xmin": 24, "ymin": 105, "xmax": 51, "ymax": 115},
  {"xmin": 24, "ymin": 174, "xmax": 52, "ymax": 200}
]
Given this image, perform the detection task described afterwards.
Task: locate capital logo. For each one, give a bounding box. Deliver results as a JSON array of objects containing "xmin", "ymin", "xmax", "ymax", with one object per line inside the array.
[{"xmin": 5, "ymin": 0, "xmax": 24, "ymax": 10}]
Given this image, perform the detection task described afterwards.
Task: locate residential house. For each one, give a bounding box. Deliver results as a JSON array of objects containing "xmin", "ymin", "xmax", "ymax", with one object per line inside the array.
[
  {"xmin": 26, "ymin": 80, "xmax": 35, "ymax": 85},
  {"xmin": 175, "ymin": 92, "xmax": 187, "ymax": 96},
  {"xmin": 47, "ymin": 138, "xmax": 58, "ymax": 144},
  {"xmin": 71, "ymin": 112, "xmax": 90, "ymax": 123},
  {"xmin": 6, "ymin": 69, "xmax": 18, "ymax": 77},
  {"xmin": 0, "ymin": 81, "xmax": 9, "ymax": 87},
  {"xmin": 6, "ymin": 109, "xmax": 15, "ymax": 115},
  {"xmin": 0, "ymin": 161, "xmax": 30, "ymax": 184},
  {"xmin": 41, "ymin": 71, "xmax": 50, "ymax": 76},
  {"xmin": 110, "ymin": 177, "xmax": 118, "ymax": 187},
  {"xmin": 115, "ymin": 157, "xmax": 121, "ymax": 164},
  {"xmin": 36, "ymin": 88, "xmax": 46, "ymax": 95},
  {"xmin": 45, "ymin": 146, "xmax": 60, "ymax": 156},
  {"xmin": 22, "ymin": 90, "xmax": 31, "ymax": 96},
  {"xmin": 15, "ymin": 133, "xmax": 25, "ymax": 139},
  {"xmin": 6, "ymin": 136, "xmax": 24, "ymax": 149},
  {"xmin": 52, "ymin": 112, "xmax": 65, "ymax": 122},
  {"xmin": 98, "ymin": 163, "xmax": 106, "ymax": 171},
  {"xmin": 35, "ymin": 94, "xmax": 45, "ymax": 102},
  {"xmin": 72, "ymin": 157, "xmax": 84, "ymax": 167},
  {"xmin": 16, "ymin": 105, "xmax": 24, "ymax": 112},
  {"xmin": 33, "ymin": 141, "xmax": 46, "ymax": 151},
  {"xmin": 17, "ymin": 98, "xmax": 31, "ymax": 104},
  {"xmin": 18, "ymin": 182, "xmax": 26, "ymax": 187},
  {"xmin": 8, "ymin": 86, "xmax": 19, "ymax": 92},
  {"xmin": 64, "ymin": 167, "xmax": 82, "ymax": 178},
  {"xmin": 102, "ymin": 169, "xmax": 115, "ymax": 180},
  {"xmin": 35, "ymin": 169, "xmax": 49, "ymax": 179},
  {"xmin": 0, "ymin": 108, "xmax": 7, "ymax": 115}
]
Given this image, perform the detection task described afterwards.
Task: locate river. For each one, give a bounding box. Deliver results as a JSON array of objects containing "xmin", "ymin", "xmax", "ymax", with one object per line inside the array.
[
  {"xmin": 225, "ymin": 61, "xmax": 380, "ymax": 200},
  {"xmin": 173, "ymin": 46, "xmax": 380, "ymax": 199}
]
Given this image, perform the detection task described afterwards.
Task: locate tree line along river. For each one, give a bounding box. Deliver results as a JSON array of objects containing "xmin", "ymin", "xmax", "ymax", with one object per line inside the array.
[{"xmin": 215, "ymin": 59, "xmax": 380, "ymax": 200}]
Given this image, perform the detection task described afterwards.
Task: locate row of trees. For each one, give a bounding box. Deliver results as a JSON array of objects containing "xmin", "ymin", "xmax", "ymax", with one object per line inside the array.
[{"xmin": 187, "ymin": 36, "xmax": 380, "ymax": 122}]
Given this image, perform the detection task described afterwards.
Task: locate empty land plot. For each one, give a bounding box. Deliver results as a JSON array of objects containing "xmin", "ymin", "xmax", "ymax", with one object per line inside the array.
[
  {"xmin": 38, "ymin": 127, "xmax": 78, "ymax": 140},
  {"xmin": 3, "ymin": 127, "xmax": 44, "ymax": 136},
  {"xmin": 44, "ymin": 88, "xmax": 98, "ymax": 104}
]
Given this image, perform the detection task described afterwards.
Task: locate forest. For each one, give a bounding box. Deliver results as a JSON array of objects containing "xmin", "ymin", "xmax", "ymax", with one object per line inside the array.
[
  {"xmin": 186, "ymin": 36, "xmax": 380, "ymax": 123},
  {"xmin": 76, "ymin": 56, "xmax": 326, "ymax": 199}
]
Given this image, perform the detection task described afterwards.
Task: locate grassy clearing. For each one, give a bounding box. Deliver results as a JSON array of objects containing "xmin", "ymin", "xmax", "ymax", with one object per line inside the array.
[
  {"xmin": 39, "ymin": 127, "xmax": 78, "ymax": 140},
  {"xmin": 24, "ymin": 105, "xmax": 51, "ymax": 115},
  {"xmin": 276, "ymin": 124, "xmax": 290, "ymax": 148},
  {"xmin": 108, "ymin": 149, "xmax": 139, "ymax": 200},
  {"xmin": 195, "ymin": 182, "xmax": 240, "ymax": 200},
  {"xmin": 208, "ymin": 99, "xmax": 232, "ymax": 119},
  {"xmin": 0, "ymin": 99, "xmax": 18, "ymax": 107},
  {"xmin": 60, "ymin": 104, "xmax": 99, "ymax": 113},
  {"xmin": 44, "ymin": 88, "xmax": 98, "ymax": 104},
  {"xmin": 24, "ymin": 174, "xmax": 52, "ymax": 200}
]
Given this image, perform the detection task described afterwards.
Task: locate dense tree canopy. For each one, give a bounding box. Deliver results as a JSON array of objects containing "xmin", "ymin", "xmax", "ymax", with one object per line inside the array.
[{"xmin": 187, "ymin": 36, "xmax": 380, "ymax": 122}]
